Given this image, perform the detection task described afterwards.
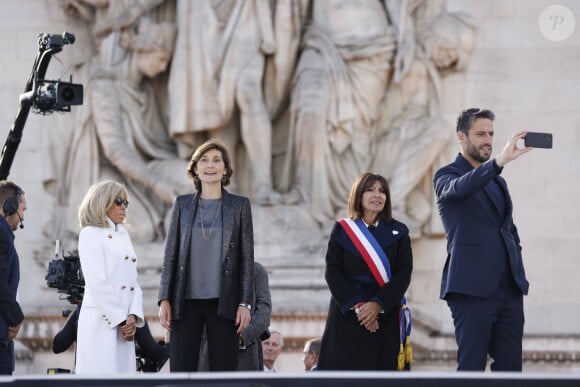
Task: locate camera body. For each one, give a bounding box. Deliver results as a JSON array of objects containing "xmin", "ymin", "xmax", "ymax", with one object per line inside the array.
[
  {"xmin": 32, "ymin": 32, "xmax": 83, "ymax": 114},
  {"xmin": 34, "ymin": 80, "xmax": 83, "ymax": 113},
  {"xmin": 37, "ymin": 32, "xmax": 75, "ymax": 50},
  {"xmin": 45, "ymin": 253, "xmax": 85, "ymax": 305}
]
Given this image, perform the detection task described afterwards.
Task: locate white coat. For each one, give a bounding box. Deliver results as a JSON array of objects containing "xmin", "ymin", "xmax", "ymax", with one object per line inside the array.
[{"xmin": 75, "ymin": 218, "xmax": 144, "ymax": 374}]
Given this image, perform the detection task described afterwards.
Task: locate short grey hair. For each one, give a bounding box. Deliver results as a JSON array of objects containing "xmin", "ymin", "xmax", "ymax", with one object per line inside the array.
[{"xmin": 268, "ymin": 327, "xmax": 284, "ymax": 347}]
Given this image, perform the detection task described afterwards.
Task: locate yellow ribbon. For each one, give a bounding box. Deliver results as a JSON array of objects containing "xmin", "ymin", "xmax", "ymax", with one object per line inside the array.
[{"xmin": 397, "ymin": 343, "xmax": 405, "ymax": 370}]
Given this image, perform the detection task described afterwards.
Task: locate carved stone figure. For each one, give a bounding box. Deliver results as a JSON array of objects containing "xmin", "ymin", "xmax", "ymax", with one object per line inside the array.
[
  {"xmin": 283, "ymin": 0, "xmax": 475, "ymax": 234},
  {"xmin": 286, "ymin": 0, "xmax": 397, "ymax": 224},
  {"xmin": 167, "ymin": 0, "xmax": 307, "ymax": 205},
  {"xmin": 62, "ymin": 1, "xmax": 189, "ymax": 243},
  {"xmin": 373, "ymin": 5, "xmax": 476, "ymax": 237},
  {"xmin": 51, "ymin": 0, "xmax": 475, "ymax": 245}
]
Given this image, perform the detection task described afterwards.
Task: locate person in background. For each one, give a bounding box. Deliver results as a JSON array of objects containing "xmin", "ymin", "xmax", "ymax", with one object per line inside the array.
[
  {"xmin": 0, "ymin": 181, "xmax": 26, "ymax": 375},
  {"xmin": 75, "ymin": 180, "xmax": 145, "ymax": 374},
  {"xmin": 262, "ymin": 327, "xmax": 283, "ymax": 372},
  {"xmin": 237, "ymin": 262, "xmax": 271, "ymax": 370},
  {"xmin": 302, "ymin": 337, "xmax": 321, "ymax": 371},
  {"xmin": 317, "ymin": 172, "xmax": 413, "ymax": 370},
  {"xmin": 158, "ymin": 139, "xmax": 254, "ymax": 371},
  {"xmin": 198, "ymin": 261, "xmax": 272, "ymax": 371},
  {"xmin": 433, "ymin": 108, "xmax": 531, "ymax": 371}
]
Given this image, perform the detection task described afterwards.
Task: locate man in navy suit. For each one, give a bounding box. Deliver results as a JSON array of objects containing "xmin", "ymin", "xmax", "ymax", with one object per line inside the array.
[
  {"xmin": 433, "ymin": 108, "xmax": 532, "ymax": 371},
  {"xmin": 0, "ymin": 181, "xmax": 26, "ymax": 375}
]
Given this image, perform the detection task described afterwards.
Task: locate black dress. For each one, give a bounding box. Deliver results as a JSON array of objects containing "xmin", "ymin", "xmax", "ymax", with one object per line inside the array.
[{"xmin": 317, "ymin": 219, "xmax": 413, "ymax": 370}]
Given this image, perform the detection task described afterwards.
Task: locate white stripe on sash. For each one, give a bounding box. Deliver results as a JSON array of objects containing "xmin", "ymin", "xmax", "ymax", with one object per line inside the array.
[{"xmin": 339, "ymin": 218, "xmax": 389, "ymax": 286}]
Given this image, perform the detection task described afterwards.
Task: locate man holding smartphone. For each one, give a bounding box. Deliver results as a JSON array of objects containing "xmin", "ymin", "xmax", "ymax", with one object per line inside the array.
[{"xmin": 433, "ymin": 108, "xmax": 532, "ymax": 371}]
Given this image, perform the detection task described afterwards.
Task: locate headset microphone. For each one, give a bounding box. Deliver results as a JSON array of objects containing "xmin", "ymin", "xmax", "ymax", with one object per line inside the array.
[{"xmin": 16, "ymin": 212, "xmax": 24, "ymax": 229}]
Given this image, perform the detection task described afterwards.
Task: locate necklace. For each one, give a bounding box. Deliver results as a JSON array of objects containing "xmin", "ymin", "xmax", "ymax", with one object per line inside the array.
[{"xmin": 199, "ymin": 199, "xmax": 222, "ymax": 240}]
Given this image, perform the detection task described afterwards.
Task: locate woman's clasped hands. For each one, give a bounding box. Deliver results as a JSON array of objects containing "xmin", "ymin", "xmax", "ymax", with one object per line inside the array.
[
  {"xmin": 121, "ymin": 314, "xmax": 137, "ymax": 341},
  {"xmin": 355, "ymin": 301, "xmax": 381, "ymax": 333}
]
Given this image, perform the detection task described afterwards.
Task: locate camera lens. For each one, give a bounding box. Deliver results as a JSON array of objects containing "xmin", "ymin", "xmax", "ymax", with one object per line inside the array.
[
  {"xmin": 56, "ymin": 82, "xmax": 83, "ymax": 106},
  {"xmin": 60, "ymin": 86, "xmax": 76, "ymax": 102}
]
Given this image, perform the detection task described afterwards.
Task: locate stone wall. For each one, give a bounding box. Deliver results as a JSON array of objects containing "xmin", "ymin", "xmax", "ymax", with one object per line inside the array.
[{"xmin": 1, "ymin": 0, "xmax": 579, "ymax": 374}]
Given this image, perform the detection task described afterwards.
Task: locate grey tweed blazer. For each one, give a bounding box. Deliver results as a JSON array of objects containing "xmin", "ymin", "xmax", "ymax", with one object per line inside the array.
[{"xmin": 158, "ymin": 190, "xmax": 254, "ymax": 321}]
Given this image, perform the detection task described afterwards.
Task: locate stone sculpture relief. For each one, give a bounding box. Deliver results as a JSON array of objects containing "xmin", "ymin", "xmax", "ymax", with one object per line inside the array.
[
  {"xmin": 51, "ymin": 0, "xmax": 190, "ymax": 245},
  {"xmin": 167, "ymin": 0, "xmax": 308, "ymax": 206},
  {"xmin": 47, "ymin": 0, "xmax": 475, "ymax": 250},
  {"xmin": 372, "ymin": 1, "xmax": 476, "ymax": 236},
  {"xmin": 282, "ymin": 0, "xmax": 398, "ymax": 225},
  {"xmin": 280, "ymin": 0, "xmax": 475, "ymax": 238}
]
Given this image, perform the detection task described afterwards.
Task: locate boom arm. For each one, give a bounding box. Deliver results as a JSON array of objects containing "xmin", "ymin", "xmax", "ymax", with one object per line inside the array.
[{"xmin": 0, "ymin": 32, "xmax": 78, "ymax": 180}]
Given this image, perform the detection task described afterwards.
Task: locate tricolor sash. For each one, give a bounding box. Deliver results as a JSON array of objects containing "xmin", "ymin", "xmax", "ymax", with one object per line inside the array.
[
  {"xmin": 337, "ymin": 217, "xmax": 391, "ymax": 287},
  {"xmin": 337, "ymin": 217, "xmax": 413, "ymax": 370}
]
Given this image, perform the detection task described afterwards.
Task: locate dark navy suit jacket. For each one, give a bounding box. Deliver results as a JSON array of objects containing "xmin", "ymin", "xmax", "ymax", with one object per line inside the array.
[
  {"xmin": 0, "ymin": 217, "xmax": 23, "ymax": 343},
  {"xmin": 433, "ymin": 154, "xmax": 529, "ymax": 299}
]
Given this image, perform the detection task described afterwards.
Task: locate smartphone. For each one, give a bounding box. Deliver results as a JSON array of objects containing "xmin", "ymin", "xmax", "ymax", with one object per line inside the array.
[{"xmin": 524, "ymin": 132, "xmax": 552, "ymax": 149}]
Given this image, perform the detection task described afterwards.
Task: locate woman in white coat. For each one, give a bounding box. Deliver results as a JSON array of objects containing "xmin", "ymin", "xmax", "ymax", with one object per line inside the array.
[{"xmin": 75, "ymin": 180, "xmax": 145, "ymax": 374}]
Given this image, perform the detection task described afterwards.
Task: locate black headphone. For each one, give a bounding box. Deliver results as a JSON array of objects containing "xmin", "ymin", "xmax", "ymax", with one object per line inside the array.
[{"xmin": 3, "ymin": 188, "xmax": 22, "ymax": 217}]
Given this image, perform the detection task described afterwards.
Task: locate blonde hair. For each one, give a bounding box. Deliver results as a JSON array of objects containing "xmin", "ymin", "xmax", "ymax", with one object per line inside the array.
[{"xmin": 78, "ymin": 180, "xmax": 128, "ymax": 228}]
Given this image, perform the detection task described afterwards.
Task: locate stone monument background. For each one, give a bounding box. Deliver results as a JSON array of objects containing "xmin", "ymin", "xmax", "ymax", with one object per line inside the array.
[{"xmin": 0, "ymin": 0, "xmax": 579, "ymax": 373}]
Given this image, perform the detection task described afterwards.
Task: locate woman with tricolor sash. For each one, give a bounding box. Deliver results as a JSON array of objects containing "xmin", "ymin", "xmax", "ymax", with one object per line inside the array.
[{"xmin": 317, "ymin": 172, "xmax": 413, "ymax": 371}]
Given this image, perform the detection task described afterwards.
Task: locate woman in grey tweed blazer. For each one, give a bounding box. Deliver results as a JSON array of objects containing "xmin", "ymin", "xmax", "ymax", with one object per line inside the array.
[{"xmin": 158, "ymin": 139, "xmax": 254, "ymax": 371}]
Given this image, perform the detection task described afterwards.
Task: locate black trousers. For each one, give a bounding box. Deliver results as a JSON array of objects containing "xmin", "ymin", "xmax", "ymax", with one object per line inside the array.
[
  {"xmin": 446, "ymin": 281, "xmax": 524, "ymax": 371},
  {"xmin": 0, "ymin": 340, "xmax": 14, "ymax": 375},
  {"xmin": 170, "ymin": 299, "xmax": 238, "ymax": 372}
]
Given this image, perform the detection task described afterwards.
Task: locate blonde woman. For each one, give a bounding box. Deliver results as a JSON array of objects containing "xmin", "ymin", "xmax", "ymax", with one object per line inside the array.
[{"xmin": 75, "ymin": 180, "xmax": 144, "ymax": 374}]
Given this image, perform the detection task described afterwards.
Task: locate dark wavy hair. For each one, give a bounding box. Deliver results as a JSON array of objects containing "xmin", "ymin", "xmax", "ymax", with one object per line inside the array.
[
  {"xmin": 456, "ymin": 108, "xmax": 495, "ymax": 134},
  {"xmin": 347, "ymin": 172, "xmax": 392, "ymax": 222},
  {"xmin": 186, "ymin": 139, "xmax": 234, "ymax": 192}
]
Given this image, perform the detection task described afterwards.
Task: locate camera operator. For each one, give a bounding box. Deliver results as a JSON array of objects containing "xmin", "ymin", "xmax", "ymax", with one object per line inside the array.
[
  {"xmin": 46, "ymin": 246, "xmax": 167, "ymax": 372},
  {"xmin": 0, "ymin": 181, "xmax": 26, "ymax": 375},
  {"xmin": 52, "ymin": 300, "xmax": 168, "ymax": 372}
]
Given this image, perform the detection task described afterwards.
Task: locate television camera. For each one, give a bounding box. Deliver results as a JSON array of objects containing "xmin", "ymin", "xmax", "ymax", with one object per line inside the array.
[
  {"xmin": 26, "ymin": 32, "xmax": 83, "ymax": 114},
  {"xmin": 45, "ymin": 252, "xmax": 85, "ymax": 308},
  {"xmin": 33, "ymin": 78, "xmax": 83, "ymax": 114},
  {"xmin": 0, "ymin": 31, "xmax": 83, "ymax": 180}
]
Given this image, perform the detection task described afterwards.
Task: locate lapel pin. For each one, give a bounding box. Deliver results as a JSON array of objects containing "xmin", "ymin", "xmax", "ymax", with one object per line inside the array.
[{"xmin": 392, "ymin": 230, "xmax": 399, "ymax": 235}]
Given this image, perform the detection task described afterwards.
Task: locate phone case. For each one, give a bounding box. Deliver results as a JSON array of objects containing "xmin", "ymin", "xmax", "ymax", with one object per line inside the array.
[{"xmin": 524, "ymin": 132, "xmax": 552, "ymax": 148}]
